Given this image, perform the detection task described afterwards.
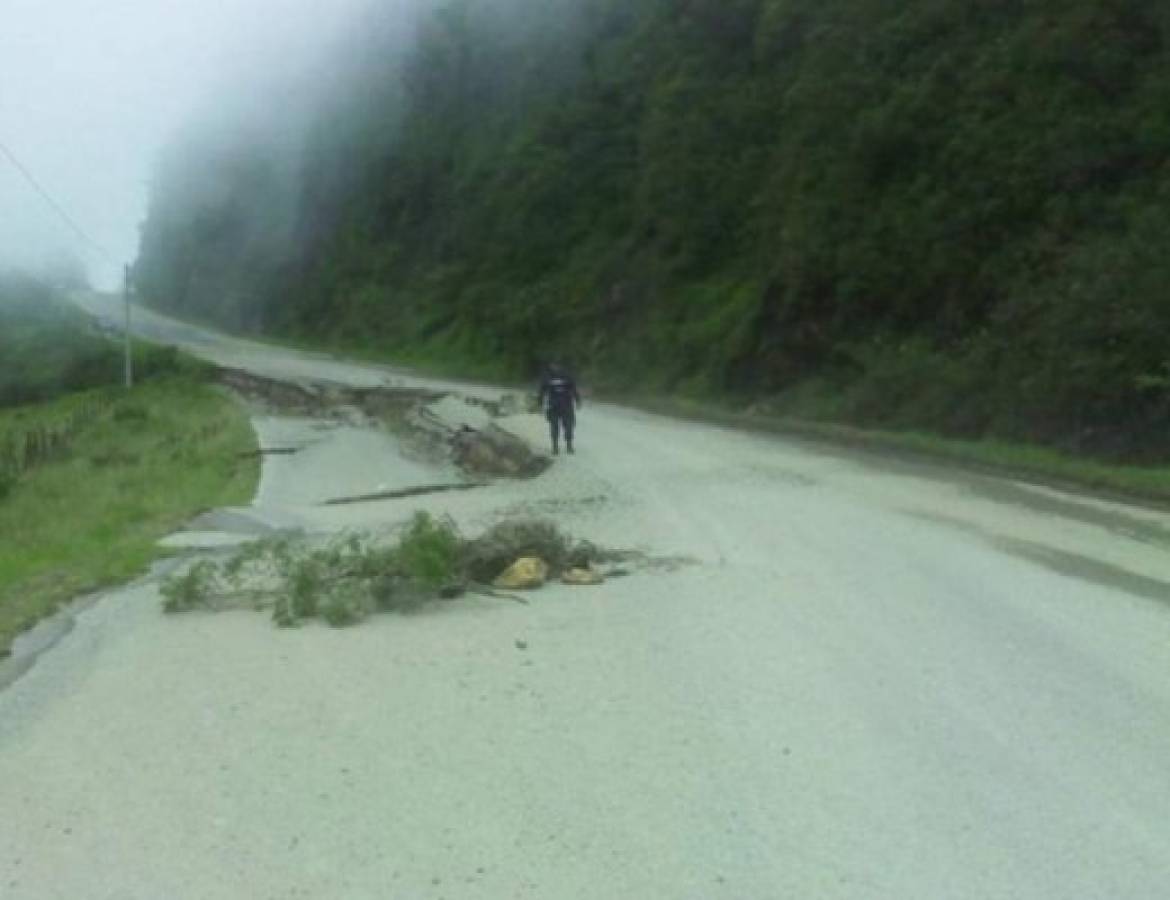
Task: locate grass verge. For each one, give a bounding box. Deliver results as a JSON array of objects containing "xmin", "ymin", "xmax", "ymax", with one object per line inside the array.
[
  {"xmin": 620, "ymin": 394, "xmax": 1170, "ymax": 509},
  {"xmin": 0, "ymin": 377, "xmax": 258, "ymax": 656}
]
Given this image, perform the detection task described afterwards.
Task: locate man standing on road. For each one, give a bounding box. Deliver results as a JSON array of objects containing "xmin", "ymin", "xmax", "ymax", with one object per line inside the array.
[{"xmin": 538, "ymin": 363, "xmax": 581, "ymax": 456}]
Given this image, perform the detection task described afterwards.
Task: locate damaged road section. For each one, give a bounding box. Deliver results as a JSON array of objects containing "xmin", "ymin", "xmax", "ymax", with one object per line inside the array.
[
  {"xmin": 217, "ymin": 367, "xmax": 549, "ymax": 481},
  {"xmin": 322, "ymin": 482, "xmax": 486, "ymax": 507}
]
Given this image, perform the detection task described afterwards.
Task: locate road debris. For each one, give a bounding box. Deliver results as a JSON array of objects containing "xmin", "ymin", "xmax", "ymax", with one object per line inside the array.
[
  {"xmin": 561, "ymin": 566, "xmax": 604, "ymax": 586},
  {"xmin": 493, "ymin": 557, "xmax": 549, "ymax": 590}
]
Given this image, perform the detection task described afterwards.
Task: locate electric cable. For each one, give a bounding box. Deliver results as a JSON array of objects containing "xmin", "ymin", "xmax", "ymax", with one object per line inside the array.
[{"xmin": 0, "ymin": 139, "xmax": 115, "ymax": 261}]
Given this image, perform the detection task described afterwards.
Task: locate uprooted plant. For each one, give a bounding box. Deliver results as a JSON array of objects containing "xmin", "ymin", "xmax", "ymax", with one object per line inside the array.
[{"xmin": 161, "ymin": 512, "xmax": 634, "ymax": 629}]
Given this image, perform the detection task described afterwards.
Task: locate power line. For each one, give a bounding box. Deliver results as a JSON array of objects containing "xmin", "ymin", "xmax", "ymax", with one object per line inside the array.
[{"xmin": 0, "ymin": 139, "xmax": 115, "ymax": 261}]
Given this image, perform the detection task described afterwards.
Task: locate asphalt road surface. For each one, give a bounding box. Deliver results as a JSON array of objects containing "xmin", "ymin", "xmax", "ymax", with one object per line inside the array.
[{"xmin": 2, "ymin": 297, "xmax": 1169, "ymax": 898}]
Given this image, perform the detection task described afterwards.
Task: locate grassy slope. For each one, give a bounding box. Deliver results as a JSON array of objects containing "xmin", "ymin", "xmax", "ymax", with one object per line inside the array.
[{"xmin": 0, "ymin": 379, "xmax": 258, "ymax": 656}]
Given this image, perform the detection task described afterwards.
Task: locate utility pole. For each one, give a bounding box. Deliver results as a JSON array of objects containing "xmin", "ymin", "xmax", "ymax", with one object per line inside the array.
[{"xmin": 123, "ymin": 264, "xmax": 134, "ymax": 389}]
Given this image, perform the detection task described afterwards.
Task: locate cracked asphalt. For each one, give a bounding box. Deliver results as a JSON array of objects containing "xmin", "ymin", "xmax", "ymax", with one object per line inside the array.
[{"xmin": 2, "ymin": 296, "xmax": 1169, "ymax": 898}]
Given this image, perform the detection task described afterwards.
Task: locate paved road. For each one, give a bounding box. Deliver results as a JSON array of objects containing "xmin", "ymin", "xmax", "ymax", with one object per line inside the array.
[{"xmin": 3, "ymin": 298, "xmax": 1170, "ymax": 898}]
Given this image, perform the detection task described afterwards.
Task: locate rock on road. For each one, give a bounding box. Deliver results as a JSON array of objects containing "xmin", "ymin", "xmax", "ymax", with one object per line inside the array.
[{"xmin": 3, "ymin": 297, "xmax": 1170, "ymax": 898}]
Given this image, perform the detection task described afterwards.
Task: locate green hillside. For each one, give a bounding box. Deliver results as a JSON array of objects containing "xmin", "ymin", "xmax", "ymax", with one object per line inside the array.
[{"xmin": 136, "ymin": 0, "xmax": 1170, "ymax": 461}]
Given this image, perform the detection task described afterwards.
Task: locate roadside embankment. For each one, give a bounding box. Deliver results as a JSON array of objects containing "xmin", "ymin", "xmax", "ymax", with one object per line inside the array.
[
  {"xmin": 611, "ymin": 393, "xmax": 1170, "ymax": 511},
  {"xmin": 0, "ymin": 377, "xmax": 258, "ymax": 658}
]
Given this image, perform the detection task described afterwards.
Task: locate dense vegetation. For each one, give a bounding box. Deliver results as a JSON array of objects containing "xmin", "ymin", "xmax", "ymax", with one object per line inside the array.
[{"xmin": 137, "ymin": 0, "xmax": 1170, "ymax": 461}]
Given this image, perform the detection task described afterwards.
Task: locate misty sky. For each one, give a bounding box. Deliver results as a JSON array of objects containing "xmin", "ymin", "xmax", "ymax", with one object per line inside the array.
[{"xmin": 1, "ymin": 0, "xmax": 380, "ymax": 288}]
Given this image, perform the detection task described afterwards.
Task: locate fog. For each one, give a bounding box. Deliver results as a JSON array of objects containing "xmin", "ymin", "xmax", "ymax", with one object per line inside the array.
[{"xmin": 0, "ymin": 0, "xmax": 395, "ymax": 290}]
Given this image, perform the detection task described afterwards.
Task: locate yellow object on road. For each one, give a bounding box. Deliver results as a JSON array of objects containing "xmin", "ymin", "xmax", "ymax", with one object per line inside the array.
[
  {"xmin": 493, "ymin": 557, "xmax": 549, "ymax": 590},
  {"xmin": 561, "ymin": 567, "xmax": 604, "ymax": 586}
]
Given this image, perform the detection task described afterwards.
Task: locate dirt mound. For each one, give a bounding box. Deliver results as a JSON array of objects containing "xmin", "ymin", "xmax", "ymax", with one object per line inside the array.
[{"xmin": 451, "ymin": 425, "xmax": 550, "ymax": 479}]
